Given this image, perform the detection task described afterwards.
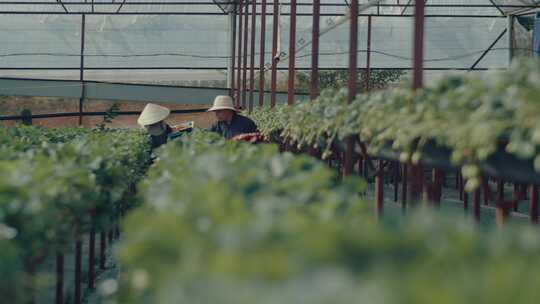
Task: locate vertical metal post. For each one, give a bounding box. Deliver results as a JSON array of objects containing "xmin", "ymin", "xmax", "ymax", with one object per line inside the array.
[
  {"xmin": 366, "ymin": 16, "xmax": 372, "ymax": 92},
  {"xmin": 497, "ymin": 180, "xmax": 504, "ymax": 201},
  {"xmin": 229, "ymin": 10, "xmax": 237, "ymax": 97},
  {"xmin": 259, "ymin": 0, "xmax": 267, "ymax": 107},
  {"xmin": 375, "ymin": 160, "xmax": 384, "ymax": 217},
  {"xmin": 408, "ymin": 0, "xmax": 425, "ymax": 204},
  {"xmin": 459, "ymin": 172, "xmax": 464, "ymax": 200},
  {"xmin": 270, "ymin": 0, "xmax": 279, "ymax": 107},
  {"xmin": 513, "ymin": 183, "xmax": 520, "ymax": 212},
  {"xmin": 483, "ymin": 178, "xmax": 490, "ymax": 205},
  {"xmin": 495, "ymin": 204, "xmax": 507, "ymax": 228},
  {"xmin": 236, "ymin": 1, "xmax": 244, "ymax": 108},
  {"xmin": 394, "ymin": 162, "xmax": 399, "ymax": 202},
  {"xmin": 463, "ymin": 187, "xmax": 469, "ymax": 211},
  {"xmin": 358, "ymin": 156, "xmax": 364, "ymax": 176},
  {"xmin": 413, "ymin": 1, "xmax": 425, "ymax": 90},
  {"xmin": 310, "ymin": 0, "xmax": 320, "ymax": 101},
  {"xmin": 530, "ymin": 185, "xmax": 538, "ymax": 224},
  {"xmin": 74, "ymin": 238, "xmax": 82, "ymax": 304},
  {"xmin": 88, "ymin": 218, "xmax": 96, "ymax": 290},
  {"xmin": 401, "ymin": 164, "xmax": 408, "ymax": 210},
  {"xmin": 344, "ymin": 0, "xmax": 358, "ymax": 177},
  {"xmin": 431, "ymin": 168, "xmax": 443, "ymax": 206},
  {"xmin": 78, "ymin": 14, "xmax": 86, "ymax": 126},
  {"xmin": 474, "ymin": 184, "xmax": 481, "ymax": 222},
  {"xmin": 495, "ymin": 179, "xmax": 507, "ymax": 226},
  {"xmin": 56, "ymin": 253, "xmax": 64, "ymax": 304},
  {"xmin": 100, "ymin": 231, "xmax": 106, "ymax": 270},
  {"xmin": 242, "ymin": 2, "xmax": 249, "ymax": 109},
  {"xmin": 508, "ymin": 15, "xmax": 514, "ymax": 64},
  {"xmin": 287, "ymin": 0, "xmax": 297, "ymax": 105},
  {"xmin": 249, "ymin": 0, "xmax": 257, "ymax": 112}
]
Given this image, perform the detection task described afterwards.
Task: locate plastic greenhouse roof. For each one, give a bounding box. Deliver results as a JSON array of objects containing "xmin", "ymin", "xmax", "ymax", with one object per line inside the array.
[
  {"xmin": 0, "ymin": 0, "xmax": 538, "ymax": 78},
  {"xmin": 0, "ymin": 1, "xmax": 538, "ymax": 15}
]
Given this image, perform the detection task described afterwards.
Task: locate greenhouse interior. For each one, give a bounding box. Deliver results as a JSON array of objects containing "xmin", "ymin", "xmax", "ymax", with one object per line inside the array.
[{"xmin": 1, "ymin": 1, "xmax": 540, "ymax": 303}]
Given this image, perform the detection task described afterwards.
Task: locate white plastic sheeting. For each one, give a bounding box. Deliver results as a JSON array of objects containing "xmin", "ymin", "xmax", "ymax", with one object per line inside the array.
[{"xmin": 0, "ymin": 0, "xmax": 538, "ymax": 82}]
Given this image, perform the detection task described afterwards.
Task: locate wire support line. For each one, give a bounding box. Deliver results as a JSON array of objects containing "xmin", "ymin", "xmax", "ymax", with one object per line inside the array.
[{"xmin": 0, "ymin": 47, "xmax": 530, "ymax": 64}]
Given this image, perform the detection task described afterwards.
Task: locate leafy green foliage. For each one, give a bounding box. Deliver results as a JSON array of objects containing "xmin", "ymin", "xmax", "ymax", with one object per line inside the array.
[
  {"xmin": 114, "ymin": 132, "xmax": 540, "ymax": 304},
  {"xmin": 0, "ymin": 228, "xmax": 25, "ymax": 303},
  {"xmin": 0, "ymin": 125, "xmax": 152, "ymax": 302},
  {"xmin": 251, "ymin": 58, "xmax": 540, "ymax": 190},
  {"xmin": 296, "ymin": 69, "xmax": 405, "ymax": 93}
]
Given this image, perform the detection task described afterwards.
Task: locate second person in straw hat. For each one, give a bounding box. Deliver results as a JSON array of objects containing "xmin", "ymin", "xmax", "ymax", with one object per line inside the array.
[
  {"xmin": 137, "ymin": 103, "xmax": 188, "ymax": 149},
  {"xmin": 207, "ymin": 95, "xmax": 258, "ymax": 139}
]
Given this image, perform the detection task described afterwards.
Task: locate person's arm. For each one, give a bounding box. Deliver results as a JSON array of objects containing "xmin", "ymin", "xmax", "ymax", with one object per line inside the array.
[
  {"xmin": 238, "ymin": 116, "xmax": 258, "ymax": 133},
  {"xmin": 247, "ymin": 119, "xmax": 258, "ymax": 133}
]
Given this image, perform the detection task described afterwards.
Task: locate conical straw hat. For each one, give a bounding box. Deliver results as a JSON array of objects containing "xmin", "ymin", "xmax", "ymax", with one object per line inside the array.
[
  {"xmin": 207, "ymin": 95, "xmax": 238, "ymax": 112},
  {"xmin": 137, "ymin": 103, "xmax": 170, "ymax": 126}
]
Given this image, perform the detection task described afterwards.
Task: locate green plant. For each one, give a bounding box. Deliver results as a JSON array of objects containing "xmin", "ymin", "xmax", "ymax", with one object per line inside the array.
[
  {"xmin": 0, "ymin": 126, "xmax": 152, "ymax": 301},
  {"xmin": 111, "ymin": 132, "xmax": 540, "ymax": 304},
  {"xmin": 250, "ymin": 58, "xmax": 540, "ymax": 190}
]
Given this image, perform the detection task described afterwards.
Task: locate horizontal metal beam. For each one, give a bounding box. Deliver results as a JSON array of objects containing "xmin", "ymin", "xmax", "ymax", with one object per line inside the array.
[
  {"xmin": 0, "ymin": 11, "xmax": 510, "ymax": 17},
  {"xmin": 0, "ymin": 66, "xmax": 497, "ymax": 71},
  {"xmin": 0, "ymin": 109, "xmax": 209, "ymax": 121},
  {"xmin": 0, "ymin": 2, "xmax": 537, "ymax": 9},
  {"xmin": 0, "ymin": 77, "xmax": 308, "ymax": 105}
]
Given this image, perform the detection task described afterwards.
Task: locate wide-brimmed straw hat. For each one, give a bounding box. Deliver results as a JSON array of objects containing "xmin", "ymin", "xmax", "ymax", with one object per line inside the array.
[
  {"xmin": 207, "ymin": 95, "xmax": 238, "ymax": 112},
  {"xmin": 137, "ymin": 103, "xmax": 171, "ymax": 126}
]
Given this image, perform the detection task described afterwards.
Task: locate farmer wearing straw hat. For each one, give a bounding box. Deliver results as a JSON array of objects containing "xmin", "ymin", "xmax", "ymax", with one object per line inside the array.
[
  {"xmin": 207, "ymin": 95, "xmax": 258, "ymax": 140},
  {"xmin": 138, "ymin": 103, "xmax": 192, "ymax": 149}
]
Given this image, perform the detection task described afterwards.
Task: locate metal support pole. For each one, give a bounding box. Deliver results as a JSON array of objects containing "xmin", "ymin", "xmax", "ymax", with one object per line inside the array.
[
  {"xmin": 258, "ymin": 0, "xmax": 267, "ymax": 107},
  {"xmin": 287, "ymin": 0, "xmax": 297, "ymax": 105},
  {"xmin": 401, "ymin": 163, "xmax": 408, "ymax": 210},
  {"xmin": 464, "ymin": 186, "xmax": 469, "ymax": 211},
  {"xmin": 496, "ymin": 203, "xmax": 509, "ymax": 227},
  {"xmin": 344, "ymin": 0, "xmax": 358, "ymax": 177},
  {"xmin": 242, "ymin": 2, "xmax": 249, "ymax": 109},
  {"xmin": 530, "ymin": 185, "xmax": 538, "ymax": 224},
  {"xmin": 483, "ymin": 178, "xmax": 490, "ymax": 205},
  {"xmin": 74, "ymin": 238, "xmax": 82, "ymax": 304},
  {"xmin": 514, "ymin": 183, "xmax": 520, "ymax": 212},
  {"xmin": 497, "ymin": 180, "xmax": 505, "ymax": 201},
  {"xmin": 78, "ymin": 14, "xmax": 86, "ymax": 126},
  {"xmin": 394, "ymin": 162, "xmax": 399, "ymax": 202},
  {"xmin": 496, "ymin": 179, "xmax": 507, "ymax": 225},
  {"xmin": 366, "ymin": 15, "xmax": 372, "ymax": 92},
  {"xmin": 270, "ymin": 0, "xmax": 279, "ymax": 107},
  {"xmin": 408, "ymin": 0, "xmax": 425, "ymax": 204},
  {"xmin": 375, "ymin": 160, "xmax": 384, "ymax": 217},
  {"xmin": 100, "ymin": 231, "xmax": 106, "ymax": 270},
  {"xmin": 431, "ymin": 168, "xmax": 443, "ymax": 206},
  {"xmin": 358, "ymin": 156, "xmax": 364, "ymax": 176},
  {"xmin": 474, "ymin": 183, "xmax": 481, "ymax": 222},
  {"xmin": 459, "ymin": 172, "xmax": 464, "ymax": 200},
  {"xmin": 56, "ymin": 252, "xmax": 64, "ymax": 304},
  {"xmin": 508, "ymin": 15, "xmax": 514, "ymax": 64},
  {"xmin": 248, "ymin": 0, "xmax": 257, "ymax": 112},
  {"xmin": 228, "ymin": 10, "xmax": 237, "ymax": 97},
  {"xmin": 88, "ymin": 220, "xmax": 96, "ymax": 290},
  {"xmin": 310, "ymin": 0, "xmax": 320, "ymax": 101},
  {"xmin": 236, "ymin": 1, "xmax": 244, "ymax": 108}
]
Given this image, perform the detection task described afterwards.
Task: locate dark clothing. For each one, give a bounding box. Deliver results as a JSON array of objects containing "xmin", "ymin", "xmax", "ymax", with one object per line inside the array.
[
  {"xmin": 208, "ymin": 114, "xmax": 258, "ymax": 139},
  {"xmin": 150, "ymin": 124, "xmax": 184, "ymax": 149}
]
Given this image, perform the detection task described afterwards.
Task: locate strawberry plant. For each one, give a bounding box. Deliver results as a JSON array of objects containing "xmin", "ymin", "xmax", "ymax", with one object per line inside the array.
[{"xmin": 250, "ymin": 58, "xmax": 540, "ymax": 190}]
